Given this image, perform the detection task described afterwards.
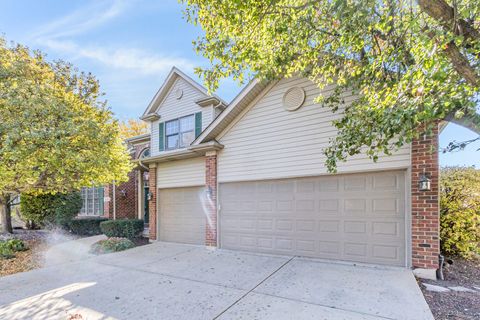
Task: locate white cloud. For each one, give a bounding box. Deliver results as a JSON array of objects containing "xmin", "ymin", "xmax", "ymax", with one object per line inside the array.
[
  {"xmin": 31, "ymin": 0, "xmax": 195, "ymax": 76},
  {"xmin": 32, "ymin": 0, "xmax": 131, "ymax": 40},
  {"xmin": 43, "ymin": 39, "xmax": 194, "ymax": 75}
]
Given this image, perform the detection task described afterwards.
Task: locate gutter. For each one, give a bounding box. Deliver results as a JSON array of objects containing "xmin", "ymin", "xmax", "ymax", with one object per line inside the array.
[{"xmin": 134, "ymin": 141, "xmax": 224, "ymax": 165}]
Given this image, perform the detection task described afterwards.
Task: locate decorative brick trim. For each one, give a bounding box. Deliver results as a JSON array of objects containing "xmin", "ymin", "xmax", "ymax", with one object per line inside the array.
[
  {"xmin": 205, "ymin": 154, "xmax": 217, "ymax": 246},
  {"xmin": 148, "ymin": 165, "xmax": 157, "ymax": 240},
  {"xmin": 411, "ymin": 124, "xmax": 440, "ymax": 270}
]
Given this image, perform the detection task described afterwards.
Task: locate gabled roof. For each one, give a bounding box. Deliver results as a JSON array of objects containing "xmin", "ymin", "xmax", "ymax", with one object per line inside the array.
[
  {"xmin": 192, "ymin": 78, "xmax": 273, "ymax": 144},
  {"xmin": 125, "ymin": 133, "xmax": 150, "ymax": 145},
  {"xmin": 141, "ymin": 67, "xmax": 227, "ymax": 120}
]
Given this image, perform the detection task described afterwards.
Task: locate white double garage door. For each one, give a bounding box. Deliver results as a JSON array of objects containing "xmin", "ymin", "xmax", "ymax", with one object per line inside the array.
[{"xmin": 158, "ymin": 170, "xmax": 407, "ymax": 267}]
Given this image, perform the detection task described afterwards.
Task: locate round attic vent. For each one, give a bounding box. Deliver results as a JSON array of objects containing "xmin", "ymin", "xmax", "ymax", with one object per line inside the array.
[
  {"xmin": 175, "ymin": 88, "xmax": 183, "ymax": 99},
  {"xmin": 283, "ymin": 87, "xmax": 305, "ymax": 111}
]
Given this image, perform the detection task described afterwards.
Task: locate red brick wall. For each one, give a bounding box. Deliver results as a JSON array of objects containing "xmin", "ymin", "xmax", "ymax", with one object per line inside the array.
[
  {"xmin": 148, "ymin": 165, "xmax": 157, "ymax": 240},
  {"xmin": 205, "ymin": 154, "xmax": 217, "ymax": 246},
  {"xmin": 411, "ymin": 124, "xmax": 440, "ymax": 270},
  {"xmin": 112, "ymin": 170, "xmax": 138, "ymax": 219},
  {"xmin": 102, "ymin": 142, "xmax": 149, "ymax": 220}
]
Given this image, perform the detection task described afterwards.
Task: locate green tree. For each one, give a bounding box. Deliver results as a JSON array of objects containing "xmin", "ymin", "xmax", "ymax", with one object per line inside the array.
[
  {"xmin": 182, "ymin": 0, "xmax": 480, "ymax": 170},
  {"xmin": 440, "ymin": 167, "xmax": 480, "ymax": 258},
  {"xmin": 119, "ymin": 119, "xmax": 149, "ymax": 140},
  {"xmin": 0, "ymin": 38, "xmax": 132, "ymax": 233}
]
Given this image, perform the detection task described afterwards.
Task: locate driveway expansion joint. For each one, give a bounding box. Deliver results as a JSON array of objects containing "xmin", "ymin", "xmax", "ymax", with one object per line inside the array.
[
  {"xmin": 252, "ymin": 291, "xmax": 395, "ymax": 320},
  {"xmin": 212, "ymin": 255, "xmax": 295, "ymax": 320}
]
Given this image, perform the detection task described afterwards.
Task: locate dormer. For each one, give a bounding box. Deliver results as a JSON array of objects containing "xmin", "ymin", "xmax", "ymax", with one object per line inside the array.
[{"xmin": 141, "ymin": 67, "xmax": 226, "ymax": 157}]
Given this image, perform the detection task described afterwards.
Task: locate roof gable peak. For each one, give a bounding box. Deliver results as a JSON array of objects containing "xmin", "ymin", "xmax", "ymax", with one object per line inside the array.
[{"xmin": 141, "ymin": 67, "xmax": 226, "ymax": 120}]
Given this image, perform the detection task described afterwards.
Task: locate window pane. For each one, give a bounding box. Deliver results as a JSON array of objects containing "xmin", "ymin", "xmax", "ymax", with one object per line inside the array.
[
  {"xmin": 88, "ymin": 200, "xmax": 93, "ymax": 214},
  {"xmin": 180, "ymin": 131, "xmax": 195, "ymax": 147},
  {"xmin": 94, "ymin": 198, "xmax": 100, "ymax": 215},
  {"xmin": 166, "ymin": 134, "xmax": 179, "ymax": 149},
  {"xmin": 179, "ymin": 115, "xmax": 194, "ymax": 133},
  {"xmin": 165, "ymin": 120, "xmax": 179, "ymax": 135}
]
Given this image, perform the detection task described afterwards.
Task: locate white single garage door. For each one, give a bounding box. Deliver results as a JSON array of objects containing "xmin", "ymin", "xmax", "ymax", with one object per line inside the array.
[
  {"xmin": 219, "ymin": 171, "xmax": 406, "ymax": 266},
  {"xmin": 158, "ymin": 186, "xmax": 206, "ymax": 245}
]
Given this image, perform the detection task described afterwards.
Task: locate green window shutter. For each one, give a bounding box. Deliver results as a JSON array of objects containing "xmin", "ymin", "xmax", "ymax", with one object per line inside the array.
[
  {"xmin": 159, "ymin": 122, "xmax": 165, "ymax": 151},
  {"xmin": 195, "ymin": 112, "xmax": 202, "ymax": 138},
  {"xmin": 98, "ymin": 187, "xmax": 104, "ymax": 216}
]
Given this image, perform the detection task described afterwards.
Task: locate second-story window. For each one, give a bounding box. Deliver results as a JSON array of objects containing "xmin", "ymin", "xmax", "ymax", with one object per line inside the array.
[{"xmin": 165, "ymin": 114, "xmax": 195, "ymax": 150}]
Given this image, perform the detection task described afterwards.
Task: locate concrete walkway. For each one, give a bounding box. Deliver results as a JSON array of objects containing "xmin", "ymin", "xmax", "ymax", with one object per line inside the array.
[
  {"xmin": 43, "ymin": 235, "xmax": 106, "ymax": 267},
  {"xmin": 0, "ymin": 240, "xmax": 434, "ymax": 320}
]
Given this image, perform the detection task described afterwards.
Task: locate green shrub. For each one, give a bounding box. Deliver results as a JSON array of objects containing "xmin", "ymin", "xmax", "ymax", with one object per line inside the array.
[
  {"xmin": 20, "ymin": 191, "xmax": 82, "ymax": 228},
  {"xmin": 0, "ymin": 239, "xmax": 28, "ymax": 259},
  {"xmin": 54, "ymin": 192, "xmax": 83, "ymax": 228},
  {"xmin": 5, "ymin": 239, "xmax": 28, "ymax": 252},
  {"xmin": 100, "ymin": 219, "xmax": 144, "ymax": 239},
  {"xmin": 89, "ymin": 237, "xmax": 135, "ymax": 255},
  {"xmin": 20, "ymin": 193, "xmax": 58, "ymax": 226},
  {"xmin": 0, "ymin": 245, "xmax": 15, "ymax": 259},
  {"xmin": 69, "ymin": 217, "xmax": 108, "ymax": 236},
  {"xmin": 440, "ymin": 167, "xmax": 480, "ymax": 258}
]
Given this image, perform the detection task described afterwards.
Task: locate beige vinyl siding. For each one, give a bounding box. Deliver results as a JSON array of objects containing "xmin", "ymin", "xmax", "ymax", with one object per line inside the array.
[
  {"xmin": 151, "ymin": 77, "xmax": 213, "ymax": 156},
  {"xmin": 156, "ymin": 157, "xmax": 205, "ymax": 188},
  {"xmin": 217, "ymin": 77, "xmax": 411, "ymax": 183}
]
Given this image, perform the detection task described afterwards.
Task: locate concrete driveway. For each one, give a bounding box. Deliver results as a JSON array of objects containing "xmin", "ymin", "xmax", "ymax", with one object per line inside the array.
[{"xmin": 0, "ymin": 241, "xmax": 433, "ymax": 320}]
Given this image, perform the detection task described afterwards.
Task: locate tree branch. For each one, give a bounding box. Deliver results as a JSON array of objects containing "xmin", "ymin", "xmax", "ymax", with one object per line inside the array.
[
  {"xmin": 443, "ymin": 40, "xmax": 480, "ymax": 86},
  {"xmin": 445, "ymin": 110, "xmax": 480, "ymax": 134},
  {"xmin": 426, "ymin": 29, "xmax": 479, "ymax": 86},
  {"xmin": 418, "ymin": 0, "xmax": 480, "ymax": 42}
]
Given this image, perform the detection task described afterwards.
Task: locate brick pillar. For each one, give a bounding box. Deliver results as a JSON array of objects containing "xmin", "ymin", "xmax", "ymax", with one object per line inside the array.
[
  {"xmin": 411, "ymin": 124, "xmax": 440, "ymax": 272},
  {"xmin": 148, "ymin": 164, "xmax": 157, "ymax": 240},
  {"xmin": 205, "ymin": 152, "xmax": 218, "ymax": 246},
  {"xmin": 103, "ymin": 184, "xmax": 112, "ymax": 218}
]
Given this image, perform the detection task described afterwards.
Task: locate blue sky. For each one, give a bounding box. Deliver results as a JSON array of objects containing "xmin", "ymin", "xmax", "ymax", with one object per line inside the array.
[{"xmin": 0, "ymin": 0, "xmax": 478, "ymax": 167}]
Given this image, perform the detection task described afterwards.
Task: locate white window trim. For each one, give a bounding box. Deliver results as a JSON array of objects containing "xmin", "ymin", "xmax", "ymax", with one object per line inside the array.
[
  {"xmin": 80, "ymin": 187, "xmax": 103, "ymax": 216},
  {"xmin": 165, "ymin": 114, "xmax": 195, "ymax": 150}
]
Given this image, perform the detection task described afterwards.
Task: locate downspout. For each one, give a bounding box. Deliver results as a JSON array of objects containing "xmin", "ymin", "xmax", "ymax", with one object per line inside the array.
[{"xmin": 112, "ymin": 181, "xmax": 116, "ymax": 220}]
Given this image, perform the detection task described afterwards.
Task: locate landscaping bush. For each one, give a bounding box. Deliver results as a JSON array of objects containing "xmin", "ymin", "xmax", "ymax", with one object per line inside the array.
[
  {"xmin": 440, "ymin": 167, "xmax": 480, "ymax": 258},
  {"xmin": 20, "ymin": 193, "xmax": 58, "ymax": 227},
  {"xmin": 0, "ymin": 245, "xmax": 15, "ymax": 259},
  {"xmin": 69, "ymin": 217, "xmax": 108, "ymax": 236},
  {"xmin": 54, "ymin": 192, "xmax": 83, "ymax": 228},
  {"xmin": 5, "ymin": 239, "xmax": 28, "ymax": 252},
  {"xmin": 89, "ymin": 237, "xmax": 135, "ymax": 255},
  {"xmin": 100, "ymin": 219, "xmax": 144, "ymax": 239},
  {"xmin": 20, "ymin": 191, "xmax": 82, "ymax": 228},
  {"xmin": 0, "ymin": 239, "xmax": 28, "ymax": 259}
]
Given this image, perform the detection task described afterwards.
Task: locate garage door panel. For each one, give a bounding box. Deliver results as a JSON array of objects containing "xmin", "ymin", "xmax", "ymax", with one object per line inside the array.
[
  {"xmin": 220, "ymin": 171, "xmax": 406, "ymax": 266},
  {"xmin": 159, "ymin": 186, "xmax": 206, "ymax": 245},
  {"xmin": 372, "ymin": 173, "xmax": 401, "ymax": 190}
]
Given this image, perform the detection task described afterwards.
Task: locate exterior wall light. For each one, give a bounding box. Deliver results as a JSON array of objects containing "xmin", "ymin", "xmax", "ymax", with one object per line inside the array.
[
  {"xmin": 419, "ymin": 174, "xmax": 431, "ymax": 191},
  {"xmin": 147, "ymin": 192, "xmax": 153, "ymax": 201},
  {"xmin": 206, "ymin": 186, "xmax": 212, "ymax": 197},
  {"xmin": 120, "ymin": 189, "xmax": 127, "ymax": 198}
]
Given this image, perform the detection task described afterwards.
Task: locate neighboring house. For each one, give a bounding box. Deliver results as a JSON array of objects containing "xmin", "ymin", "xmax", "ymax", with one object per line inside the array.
[{"xmin": 113, "ymin": 67, "xmax": 442, "ymax": 279}]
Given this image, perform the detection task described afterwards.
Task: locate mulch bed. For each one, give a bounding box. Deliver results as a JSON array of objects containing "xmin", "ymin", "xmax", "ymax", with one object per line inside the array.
[
  {"xmin": 0, "ymin": 229, "xmax": 50, "ymax": 242},
  {"xmin": 0, "ymin": 229, "xmax": 84, "ymax": 278},
  {"xmin": 131, "ymin": 237, "xmax": 150, "ymax": 246},
  {"xmin": 0, "ymin": 239, "xmax": 46, "ymax": 277},
  {"xmin": 420, "ymin": 256, "xmax": 480, "ymax": 320}
]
